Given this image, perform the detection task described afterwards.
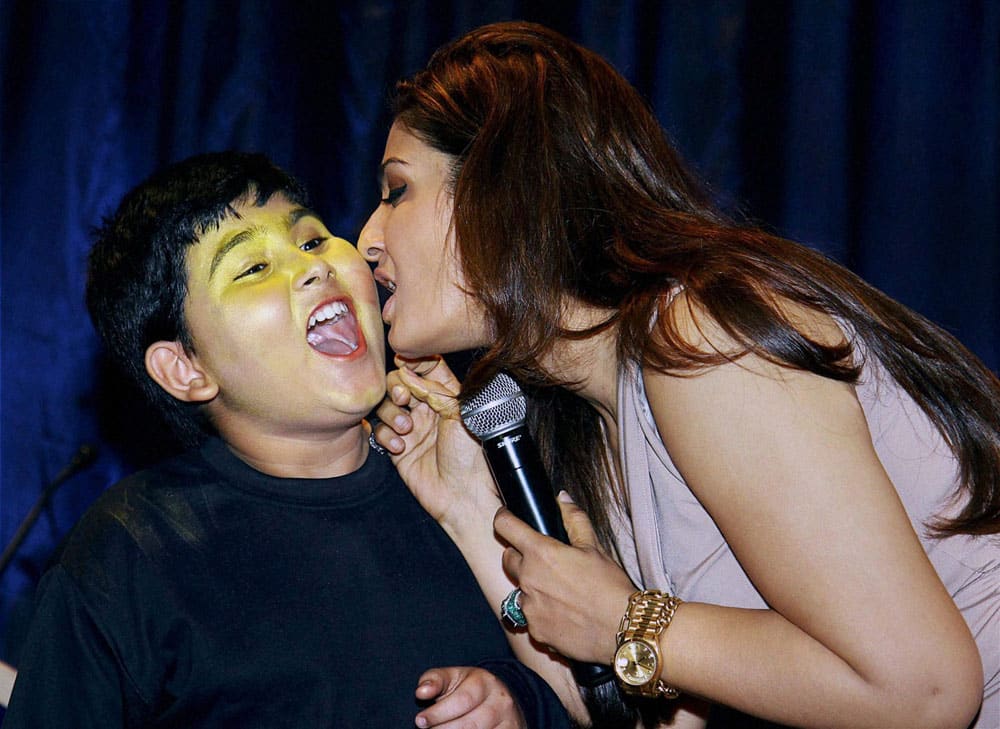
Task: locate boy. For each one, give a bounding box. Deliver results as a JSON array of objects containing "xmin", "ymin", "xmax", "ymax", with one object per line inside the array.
[{"xmin": 3, "ymin": 152, "xmax": 569, "ymax": 728}]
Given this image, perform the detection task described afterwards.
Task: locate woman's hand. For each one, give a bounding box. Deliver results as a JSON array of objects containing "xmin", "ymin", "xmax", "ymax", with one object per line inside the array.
[
  {"xmin": 373, "ymin": 355, "xmax": 500, "ymax": 532},
  {"xmin": 493, "ymin": 491, "xmax": 636, "ymax": 665}
]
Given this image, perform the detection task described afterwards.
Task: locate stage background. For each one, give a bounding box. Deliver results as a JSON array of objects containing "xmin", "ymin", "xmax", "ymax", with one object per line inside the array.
[{"xmin": 1, "ymin": 0, "xmax": 997, "ymax": 711}]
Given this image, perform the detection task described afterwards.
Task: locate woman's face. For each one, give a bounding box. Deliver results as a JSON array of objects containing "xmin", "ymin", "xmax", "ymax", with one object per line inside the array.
[{"xmin": 359, "ymin": 122, "xmax": 490, "ymax": 359}]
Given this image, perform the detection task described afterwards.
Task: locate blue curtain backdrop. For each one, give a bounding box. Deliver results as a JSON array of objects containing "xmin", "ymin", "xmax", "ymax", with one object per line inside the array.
[{"xmin": 0, "ymin": 0, "xmax": 997, "ymax": 673}]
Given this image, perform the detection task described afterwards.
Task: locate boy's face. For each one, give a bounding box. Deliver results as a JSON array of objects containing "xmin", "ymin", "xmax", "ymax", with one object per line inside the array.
[{"xmin": 181, "ymin": 194, "xmax": 386, "ymax": 438}]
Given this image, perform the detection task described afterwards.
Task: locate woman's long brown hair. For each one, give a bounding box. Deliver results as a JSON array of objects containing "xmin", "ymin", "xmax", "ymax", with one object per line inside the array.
[{"xmin": 393, "ymin": 21, "xmax": 1000, "ymax": 543}]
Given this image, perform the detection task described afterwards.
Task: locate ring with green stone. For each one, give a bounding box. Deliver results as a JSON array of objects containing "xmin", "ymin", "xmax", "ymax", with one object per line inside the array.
[{"xmin": 500, "ymin": 588, "xmax": 527, "ymax": 628}]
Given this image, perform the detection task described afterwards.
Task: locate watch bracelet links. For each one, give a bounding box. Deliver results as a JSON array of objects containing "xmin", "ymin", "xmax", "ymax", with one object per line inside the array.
[{"xmin": 615, "ymin": 589, "xmax": 683, "ymax": 699}]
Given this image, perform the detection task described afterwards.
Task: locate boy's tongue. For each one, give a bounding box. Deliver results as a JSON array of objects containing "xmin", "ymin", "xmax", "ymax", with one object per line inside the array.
[{"xmin": 307, "ymin": 313, "xmax": 360, "ymax": 355}]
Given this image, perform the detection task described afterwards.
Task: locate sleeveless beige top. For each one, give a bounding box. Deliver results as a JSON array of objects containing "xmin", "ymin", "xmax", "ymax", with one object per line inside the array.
[{"xmin": 614, "ymin": 352, "xmax": 998, "ymax": 726}]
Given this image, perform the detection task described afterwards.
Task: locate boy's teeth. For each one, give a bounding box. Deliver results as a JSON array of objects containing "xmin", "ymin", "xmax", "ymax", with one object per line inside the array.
[{"xmin": 308, "ymin": 301, "xmax": 348, "ymax": 329}]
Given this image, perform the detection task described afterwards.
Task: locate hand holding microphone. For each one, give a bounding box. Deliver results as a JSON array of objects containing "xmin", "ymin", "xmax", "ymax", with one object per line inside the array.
[{"xmin": 460, "ymin": 373, "xmax": 626, "ymax": 698}]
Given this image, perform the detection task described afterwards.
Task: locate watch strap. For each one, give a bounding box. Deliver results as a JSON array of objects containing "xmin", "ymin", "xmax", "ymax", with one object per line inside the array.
[{"xmin": 615, "ymin": 589, "xmax": 683, "ymax": 699}]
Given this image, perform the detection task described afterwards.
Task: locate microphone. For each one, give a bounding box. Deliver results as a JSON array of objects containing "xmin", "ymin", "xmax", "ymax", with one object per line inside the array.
[
  {"xmin": 0, "ymin": 444, "xmax": 98, "ymax": 578},
  {"xmin": 461, "ymin": 373, "xmax": 633, "ymax": 725},
  {"xmin": 460, "ymin": 373, "xmax": 569, "ymax": 543}
]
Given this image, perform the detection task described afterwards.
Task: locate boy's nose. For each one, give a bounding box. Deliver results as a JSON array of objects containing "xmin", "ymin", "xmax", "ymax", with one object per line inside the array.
[{"xmin": 296, "ymin": 257, "xmax": 335, "ymax": 288}]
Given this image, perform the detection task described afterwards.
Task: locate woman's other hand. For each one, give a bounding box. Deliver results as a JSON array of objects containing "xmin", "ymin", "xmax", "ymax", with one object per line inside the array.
[{"xmin": 493, "ymin": 491, "xmax": 636, "ymax": 665}]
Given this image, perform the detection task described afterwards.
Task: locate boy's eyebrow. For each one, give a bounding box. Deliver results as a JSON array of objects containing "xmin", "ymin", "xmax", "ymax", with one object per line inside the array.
[
  {"xmin": 208, "ymin": 206, "xmax": 321, "ymax": 280},
  {"xmin": 209, "ymin": 227, "xmax": 260, "ymax": 280},
  {"xmin": 288, "ymin": 206, "xmax": 320, "ymax": 226}
]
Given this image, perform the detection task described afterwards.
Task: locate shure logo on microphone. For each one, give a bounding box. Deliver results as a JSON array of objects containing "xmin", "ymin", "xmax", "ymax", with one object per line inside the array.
[{"xmin": 496, "ymin": 434, "xmax": 523, "ymax": 449}]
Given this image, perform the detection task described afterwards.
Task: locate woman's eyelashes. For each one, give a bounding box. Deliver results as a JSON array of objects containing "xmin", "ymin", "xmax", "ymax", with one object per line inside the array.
[{"xmin": 381, "ymin": 184, "xmax": 407, "ymax": 206}]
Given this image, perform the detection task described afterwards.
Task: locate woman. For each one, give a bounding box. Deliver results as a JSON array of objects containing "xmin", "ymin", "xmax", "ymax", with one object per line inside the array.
[{"xmin": 363, "ymin": 21, "xmax": 998, "ymax": 729}]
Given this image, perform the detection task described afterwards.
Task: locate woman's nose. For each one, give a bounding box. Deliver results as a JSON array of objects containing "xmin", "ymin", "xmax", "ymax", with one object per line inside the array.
[{"xmin": 358, "ymin": 210, "xmax": 384, "ymax": 263}]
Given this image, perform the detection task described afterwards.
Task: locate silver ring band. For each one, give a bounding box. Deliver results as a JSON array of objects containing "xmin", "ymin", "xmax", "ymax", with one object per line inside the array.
[{"xmin": 368, "ymin": 423, "xmax": 387, "ymax": 455}]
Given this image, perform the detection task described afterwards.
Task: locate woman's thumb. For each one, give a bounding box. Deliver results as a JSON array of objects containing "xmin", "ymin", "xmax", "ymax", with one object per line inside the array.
[{"xmin": 557, "ymin": 490, "xmax": 599, "ymax": 548}]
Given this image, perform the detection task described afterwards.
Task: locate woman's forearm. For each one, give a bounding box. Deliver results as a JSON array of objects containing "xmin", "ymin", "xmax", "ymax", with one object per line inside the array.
[{"xmin": 659, "ymin": 602, "xmax": 981, "ymax": 729}]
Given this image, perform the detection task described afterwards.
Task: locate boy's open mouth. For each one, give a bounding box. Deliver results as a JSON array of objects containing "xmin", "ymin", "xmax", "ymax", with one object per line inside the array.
[{"xmin": 306, "ymin": 299, "xmax": 360, "ymax": 356}]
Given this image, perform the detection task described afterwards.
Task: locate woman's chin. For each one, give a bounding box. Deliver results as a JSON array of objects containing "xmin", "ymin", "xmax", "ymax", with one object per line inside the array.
[
  {"xmin": 388, "ymin": 322, "xmax": 478, "ymax": 360},
  {"xmin": 387, "ymin": 330, "xmax": 423, "ymax": 360}
]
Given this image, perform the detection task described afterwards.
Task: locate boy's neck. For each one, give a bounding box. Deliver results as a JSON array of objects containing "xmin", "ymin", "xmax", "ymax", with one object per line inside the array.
[{"xmin": 219, "ymin": 423, "xmax": 371, "ymax": 479}]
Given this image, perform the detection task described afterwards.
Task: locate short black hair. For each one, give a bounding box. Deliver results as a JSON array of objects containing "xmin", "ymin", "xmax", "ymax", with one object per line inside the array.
[{"xmin": 86, "ymin": 151, "xmax": 309, "ymax": 445}]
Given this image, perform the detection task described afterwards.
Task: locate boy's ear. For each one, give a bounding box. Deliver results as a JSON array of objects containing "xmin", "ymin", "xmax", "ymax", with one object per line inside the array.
[{"xmin": 145, "ymin": 340, "xmax": 219, "ymax": 403}]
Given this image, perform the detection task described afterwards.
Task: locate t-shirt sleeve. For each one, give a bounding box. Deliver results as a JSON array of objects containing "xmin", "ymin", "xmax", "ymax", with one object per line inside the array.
[
  {"xmin": 3, "ymin": 565, "xmax": 147, "ymax": 728},
  {"xmin": 476, "ymin": 657, "xmax": 573, "ymax": 729}
]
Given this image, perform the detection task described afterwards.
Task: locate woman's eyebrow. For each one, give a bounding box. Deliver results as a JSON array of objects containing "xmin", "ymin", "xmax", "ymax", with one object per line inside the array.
[{"xmin": 378, "ymin": 157, "xmax": 408, "ymax": 184}]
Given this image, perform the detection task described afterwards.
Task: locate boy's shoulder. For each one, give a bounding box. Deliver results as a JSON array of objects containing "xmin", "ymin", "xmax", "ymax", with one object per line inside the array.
[
  {"xmin": 55, "ymin": 446, "xmax": 216, "ymax": 575},
  {"xmin": 87, "ymin": 445, "xmax": 210, "ymax": 516}
]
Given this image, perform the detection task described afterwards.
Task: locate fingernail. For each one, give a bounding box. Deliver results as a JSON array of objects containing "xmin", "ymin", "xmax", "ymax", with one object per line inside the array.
[
  {"xmin": 557, "ymin": 490, "xmax": 574, "ymax": 503},
  {"xmin": 389, "ymin": 437, "xmax": 404, "ymax": 451},
  {"xmin": 415, "ymin": 716, "xmax": 428, "ymax": 728},
  {"xmin": 392, "ymin": 385, "xmax": 406, "ymax": 401},
  {"xmin": 394, "ymin": 414, "xmax": 410, "ymax": 430}
]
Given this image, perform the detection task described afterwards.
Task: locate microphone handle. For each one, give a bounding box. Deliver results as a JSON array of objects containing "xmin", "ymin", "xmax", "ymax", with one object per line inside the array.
[
  {"xmin": 482, "ymin": 431, "xmax": 568, "ymax": 542},
  {"xmin": 481, "ymin": 429, "xmax": 616, "ymax": 689}
]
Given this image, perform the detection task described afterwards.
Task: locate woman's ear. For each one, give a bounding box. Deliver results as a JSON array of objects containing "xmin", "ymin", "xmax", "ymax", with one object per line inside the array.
[{"xmin": 145, "ymin": 340, "xmax": 219, "ymax": 403}]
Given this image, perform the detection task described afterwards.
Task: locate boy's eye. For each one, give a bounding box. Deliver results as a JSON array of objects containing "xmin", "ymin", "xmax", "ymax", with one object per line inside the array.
[
  {"xmin": 300, "ymin": 237, "xmax": 327, "ymax": 252},
  {"xmin": 234, "ymin": 263, "xmax": 268, "ymax": 281},
  {"xmin": 381, "ymin": 184, "xmax": 407, "ymax": 207}
]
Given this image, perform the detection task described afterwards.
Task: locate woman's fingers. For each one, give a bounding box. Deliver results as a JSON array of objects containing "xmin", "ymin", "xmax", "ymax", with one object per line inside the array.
[
  {"xmin": 493, "ymin": 507, "xmax": 544, "ymax": 555},
  {"xmin": 397, "ymin": 367, "xmax": 461, "ymax": 419},
  {"xmin": 394, "ymin": 354, "xmax": 444, "ymax": 377},
  {"xmin": 373, "ymin": 356, "xmax": 461, "ymax": 449},
  {"xmin": 395, "ymin": 354, "xmax": 463, "ymax": 392}
]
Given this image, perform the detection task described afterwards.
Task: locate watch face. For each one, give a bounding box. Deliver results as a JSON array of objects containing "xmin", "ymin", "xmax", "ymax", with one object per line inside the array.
[{"xmin": 614, "ymin": 640, "xmax": 658, "ymax": 686}]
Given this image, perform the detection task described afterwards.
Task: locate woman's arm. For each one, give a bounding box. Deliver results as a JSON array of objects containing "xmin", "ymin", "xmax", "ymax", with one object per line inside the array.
[
  {"xmin": 641, "ymin": 345, "xmax": 981, "ymax": 727},
  {"xmin": 494, "ymin": 301, "xmax": 983, "ymax": 728},
  {"xmin": 645, "ymin": 300, "xmax": 982, "ymax": 728},
  {"xmin": 374, "ymin": 357, "xmax": 588, "ymax": 723}
]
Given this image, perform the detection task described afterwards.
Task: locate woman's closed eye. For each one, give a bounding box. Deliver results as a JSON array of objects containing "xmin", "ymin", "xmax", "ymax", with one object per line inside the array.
[{"xmin": 381, "ymin": 184, "xmax": 407, "ymax": 207}]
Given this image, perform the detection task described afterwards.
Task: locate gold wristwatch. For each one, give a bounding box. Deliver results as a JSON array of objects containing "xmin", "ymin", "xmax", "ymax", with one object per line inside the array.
[{"xmin": 613, "ymin": 589, "xmax": 683, "ymax": 698}]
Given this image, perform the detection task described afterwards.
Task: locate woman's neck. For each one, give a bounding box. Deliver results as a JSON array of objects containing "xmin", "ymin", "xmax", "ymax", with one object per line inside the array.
[{"xmin": 540, "ymin": 303, "xmax": 621, "ymax": 426}]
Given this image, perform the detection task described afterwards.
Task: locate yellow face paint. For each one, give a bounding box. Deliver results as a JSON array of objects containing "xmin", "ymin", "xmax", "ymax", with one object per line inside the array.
[{"xmin": 182, "ymin": 194, "xmax": 386, "ymax": 438}]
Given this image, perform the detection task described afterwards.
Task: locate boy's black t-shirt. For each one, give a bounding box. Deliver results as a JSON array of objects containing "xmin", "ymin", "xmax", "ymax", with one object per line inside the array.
[{"xmin": 4, "ymin": 438, "xmax": 569, "ymax": 728}]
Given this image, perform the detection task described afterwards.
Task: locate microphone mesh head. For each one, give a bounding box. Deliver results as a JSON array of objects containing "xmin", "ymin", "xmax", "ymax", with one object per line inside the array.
[{"xmin": 460, "ymin": 372, "xmax": 527, "ymax": 440}]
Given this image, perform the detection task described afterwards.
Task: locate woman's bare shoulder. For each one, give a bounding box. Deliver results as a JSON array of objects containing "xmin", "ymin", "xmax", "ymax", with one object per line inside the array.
[{"xmin": 658, "ymin": 288, "xmax": 847, "ymax": 362}]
